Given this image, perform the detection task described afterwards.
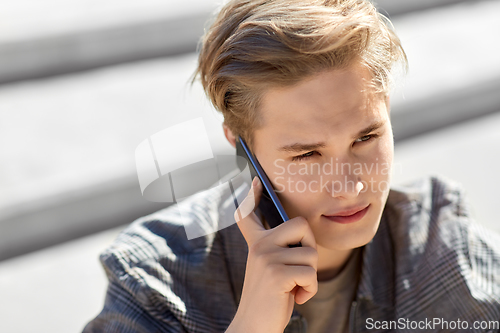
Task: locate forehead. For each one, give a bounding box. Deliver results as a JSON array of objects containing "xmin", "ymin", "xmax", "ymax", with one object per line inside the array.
[{"xmin": 254, "ymin": 65, "xmax": 387, "ymax": 147}]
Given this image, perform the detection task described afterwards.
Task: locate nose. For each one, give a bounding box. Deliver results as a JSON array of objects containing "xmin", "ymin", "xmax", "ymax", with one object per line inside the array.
[{"xmin": 323, "ymin": 163, "xmax": 364, "ymax": 199}]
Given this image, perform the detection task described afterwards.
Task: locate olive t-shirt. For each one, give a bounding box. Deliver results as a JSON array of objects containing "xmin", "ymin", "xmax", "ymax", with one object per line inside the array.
[{"xmin": 294, "ymin": 247, "xmax": 362, "ymax": 333}]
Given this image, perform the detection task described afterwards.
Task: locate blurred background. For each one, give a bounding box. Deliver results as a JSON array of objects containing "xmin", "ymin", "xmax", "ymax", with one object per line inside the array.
[{"xmin": 0, "ymin": 0, "xmax": 499, "ymax": 332}]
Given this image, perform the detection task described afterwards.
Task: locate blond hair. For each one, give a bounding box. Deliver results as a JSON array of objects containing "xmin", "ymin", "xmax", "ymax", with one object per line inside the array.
[{"xmin": 195, "ymin": 0, "xmax": 407, "ymax": 148}]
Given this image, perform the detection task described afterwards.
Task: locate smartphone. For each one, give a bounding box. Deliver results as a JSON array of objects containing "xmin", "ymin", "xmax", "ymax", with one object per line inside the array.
[{"xmin": 236, "ymin": 136, "xmax": 301, "ymax": 247}]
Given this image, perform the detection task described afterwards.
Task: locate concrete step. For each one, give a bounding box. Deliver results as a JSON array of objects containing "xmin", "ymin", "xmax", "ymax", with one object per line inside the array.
[
  {"xmin": 0, "ymin": 53, "xmax": 231, "ymax": 261},
  {"xmin": 0, "ymin": 0, "xmax": 219, "ymax": 83},
  {"xmin": 389, "ymin": 0, "xmax": 500, "ymax": 140},
  {"xmin": 1, "ymin": 1, "xmax": 500, "ymax": 261},
  {"xmin": 393, "ymin": 111, "xmax": 500, "ymax": 234},
  {"xmin": 0, "ymin": 0, "xmax": 480, "ymax": 83},
  {"xmin": 376, "ymin": 0, "xmax": 475, "ymax": 16},
  {"xmin": 0, "ymin": 226, "xmax": 124, "ymax": 333}
]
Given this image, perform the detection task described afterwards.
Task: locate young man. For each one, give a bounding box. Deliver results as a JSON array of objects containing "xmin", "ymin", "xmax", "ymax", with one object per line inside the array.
[{"xmin": 84, "ymin": 0, "xmax": 500, "ymax": 332}]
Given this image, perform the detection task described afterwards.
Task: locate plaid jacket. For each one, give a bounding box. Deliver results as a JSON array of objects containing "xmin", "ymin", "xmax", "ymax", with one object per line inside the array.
[{"xmin": 83, "ymin": 176, "xmax": 500, "ymax": 333}]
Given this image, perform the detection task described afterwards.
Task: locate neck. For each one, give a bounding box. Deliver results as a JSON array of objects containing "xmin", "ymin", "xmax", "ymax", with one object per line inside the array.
[{"xmin": 316, "ymin": 246, "xmax": 354, "ymax": 281}]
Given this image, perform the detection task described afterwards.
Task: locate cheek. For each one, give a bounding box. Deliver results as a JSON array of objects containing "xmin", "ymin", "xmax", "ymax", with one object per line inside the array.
[
  {"xmin": 361, "ymin": 138, "xmax": 393, "ymax": 198},
  {"xmin": 364, "ymin": 136, "xmax": 393, "ymax": 176},
  {"xmin": 268, "ymin": 160, "xmax": 316, "ymax": 190},
  {"xmin": 267, "ymin": 165, "xmax": 318, "ymax": 218}
]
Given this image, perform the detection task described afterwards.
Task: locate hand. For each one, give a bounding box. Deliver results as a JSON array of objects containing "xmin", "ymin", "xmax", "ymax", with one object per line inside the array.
[{"xmin": 226, "ymin": 177, "xmax": 318, "ymax": 333}]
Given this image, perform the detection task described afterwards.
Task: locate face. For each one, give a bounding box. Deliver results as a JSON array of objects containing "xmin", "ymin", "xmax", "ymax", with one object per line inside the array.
[{"xmin": 252, "ymin": 63, "xmax": 393, "ymax": 251}]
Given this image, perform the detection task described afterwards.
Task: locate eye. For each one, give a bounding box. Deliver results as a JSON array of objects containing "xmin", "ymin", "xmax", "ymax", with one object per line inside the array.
[
  {"xmin": 292, "ymin": 151, "xmax": 316, "ymax": 161},
  {"xmin": 354, "ymin": 134, "xmax": 378, "ymax": 144}
]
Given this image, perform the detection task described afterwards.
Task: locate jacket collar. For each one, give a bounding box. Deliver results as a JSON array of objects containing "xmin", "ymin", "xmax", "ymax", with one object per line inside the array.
[{"xmin": 356, "ymin": 179, "xmax": 430, "ymax": 313}]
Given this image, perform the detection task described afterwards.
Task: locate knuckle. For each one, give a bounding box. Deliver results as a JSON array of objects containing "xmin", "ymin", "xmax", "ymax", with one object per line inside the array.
[
  {"xmin": 292, "ymin": 216, "xmax": 309, "ymax": 230},
  {"xmin": 302, "ymin": 266, "xmax": 317, "ymax": 281},
  {"xmin": 307, "ymin": 265, "xmax": 317, "ymax": 276},
  {"xmin": 310, "ymin": 278, "xmax": 319, "ymax": 293},
  {"xmin": 306, "ymin": 247, "xmax": 319, "ymax": 263}
]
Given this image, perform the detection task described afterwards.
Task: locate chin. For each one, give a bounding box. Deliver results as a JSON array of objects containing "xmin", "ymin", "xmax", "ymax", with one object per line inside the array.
[
  {"xmin": 317, "ymin": 229, "xmax": 378, "ymax": 251},
  {"xmin": 314, "ymin": 211, "xmax": 382, "ymax": 251}
]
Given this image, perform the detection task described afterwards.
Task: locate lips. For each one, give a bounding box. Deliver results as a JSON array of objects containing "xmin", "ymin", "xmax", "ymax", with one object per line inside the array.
[
  {"xmin": 322, "ymin": 204, "xmax": 370, "ymax": 224},
  {"xmin": 324, "ymin": 204, "xmax": 369, "ymax": 217}
]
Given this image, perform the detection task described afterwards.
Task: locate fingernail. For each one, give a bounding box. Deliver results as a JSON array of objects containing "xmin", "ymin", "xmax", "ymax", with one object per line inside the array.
[{"xmin": 252, "ymin": 176, "xmax": 258, "ymax": 187}]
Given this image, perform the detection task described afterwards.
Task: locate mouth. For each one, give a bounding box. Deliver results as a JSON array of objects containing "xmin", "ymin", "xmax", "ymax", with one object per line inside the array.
[{"xmin": 322, "ymin": 204, "xmax": 370, "ymax": 224}]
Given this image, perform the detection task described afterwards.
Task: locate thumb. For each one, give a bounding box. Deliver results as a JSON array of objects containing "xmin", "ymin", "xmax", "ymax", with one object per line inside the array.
[{"xmin": 234, "ymin": 177, "xmax": 265, "ymax": 244}]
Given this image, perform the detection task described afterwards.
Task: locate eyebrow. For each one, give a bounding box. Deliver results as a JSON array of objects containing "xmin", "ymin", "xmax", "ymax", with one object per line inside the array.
[
  {"xmin": 353, "ymin": 119, "xmax": 387, "ymax": 140},
  {"xmin": 277, "ymin": 120, "xmax": 387, "ymax": 154}
]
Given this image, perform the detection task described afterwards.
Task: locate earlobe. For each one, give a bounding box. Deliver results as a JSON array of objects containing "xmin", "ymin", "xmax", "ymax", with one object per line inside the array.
[{"xmin": 223, "ymin": 123, "xmax": 237, "ymax": 148}]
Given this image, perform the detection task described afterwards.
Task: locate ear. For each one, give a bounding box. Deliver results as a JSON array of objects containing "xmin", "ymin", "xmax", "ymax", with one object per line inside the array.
[{"xmin": 223, "ymin": 123, "xmax": 237, "ymax": 148}]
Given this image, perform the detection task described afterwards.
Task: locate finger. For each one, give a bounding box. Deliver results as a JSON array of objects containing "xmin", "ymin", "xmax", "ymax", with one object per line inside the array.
[
  {"xmin": 295, "ymin": 285, "xmax": 317, "ymax": 305},
  {"xmin": 272, "ymin": 216, "xmax": 317, "ymax": 250},
  {"xmin": 289, "ymin": 266, "xmax": 318, "ymax": 304},
  {"xmin": 234, "ymin": 177, "xmax": 265, "ymax": 245},
  {"xmin": 234, "ymin": 176, "xmax": 262, "ymax": 223},
  {"xmin": 271, "ymin": 246, "xmax": 318, "ymax": 272}
]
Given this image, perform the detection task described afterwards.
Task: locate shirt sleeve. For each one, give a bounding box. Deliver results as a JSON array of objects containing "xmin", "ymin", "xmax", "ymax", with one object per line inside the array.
[
  {"xmin": 82, "ymin": 278, "xmax": 187, "ymax": 333},
  {"xmin": 80, "ymin": 202, "xmax": 241, "ymax": 333},
  {"xmin": 80, "ymin": 216, "xmax": 198, "ymax": 333}
]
